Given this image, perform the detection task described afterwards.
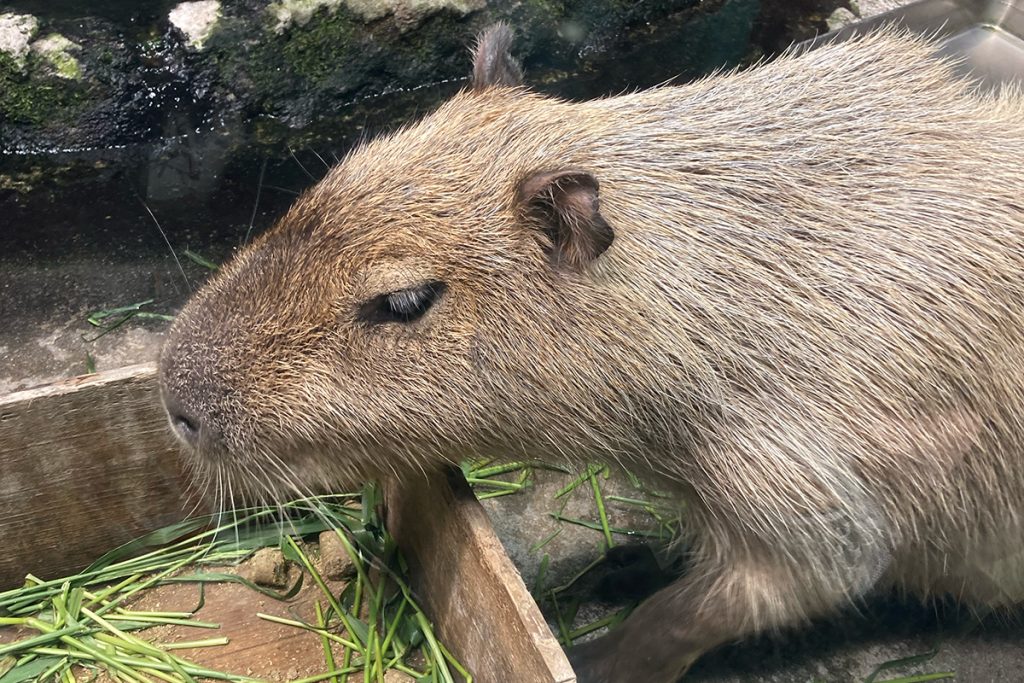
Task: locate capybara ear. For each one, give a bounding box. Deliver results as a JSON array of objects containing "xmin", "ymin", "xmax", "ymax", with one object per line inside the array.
[
  {"xmin": 471, "ymin": 22, "xmax": 524, "ymax": 89},
  {"xmin": 516, "ymin": 169, "xmax": 615, "ymax": 271}
]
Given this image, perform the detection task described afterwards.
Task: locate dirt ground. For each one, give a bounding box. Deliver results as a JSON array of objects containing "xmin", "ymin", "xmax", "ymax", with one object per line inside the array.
[{"xmin": 89, "ymin": 569, "xmax": 346, "ymax": 682}]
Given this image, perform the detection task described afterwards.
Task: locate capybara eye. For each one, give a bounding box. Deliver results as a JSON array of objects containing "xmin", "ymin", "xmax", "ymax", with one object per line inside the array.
[{"xmin": 359, "ymin": 281, "xmax": 447, "ymax": 325}]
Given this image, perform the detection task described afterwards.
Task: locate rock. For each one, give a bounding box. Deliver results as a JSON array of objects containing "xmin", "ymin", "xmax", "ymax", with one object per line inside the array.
[
  {"xmin": 241, "ymin": 547, "xmax": 292, "ymax": 587},
  {"xmin": 856, "ymin": 0, "xmax": 911, "ymax": 18},
  {"xmin": 342, "ymin": 0, "xmax": 487, "ymax": 25},
  {"xmin": 383, "ymin": 669, "xmax": 416, "ymax": 682},
  {"xmin": 0, "ymin": 13, "xmax": 38, "ymax": 69},
  {"xmin": 318, "ymin": 530, "xmax": 356, "ymax": 580},
  {"xmin": 268, "ymin": 0, "xmax": 344, "ymax": 34},
  {"xmin": 267, "ymin": 0, "xmax": 487, "ymax": 34},
  {"xmin": 30, "ymin": 34, "xmax": 82, "ymax": 80},
  {"xmin": 826, "ymin": 7, "xmax": 857, "ymax": 32},
  {"xmin": 169, "ymin": 1, "xmax": 223, "ymax": 50}
]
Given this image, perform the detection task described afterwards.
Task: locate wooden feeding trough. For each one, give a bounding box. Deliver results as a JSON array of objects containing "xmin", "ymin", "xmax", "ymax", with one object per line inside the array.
[{"xmin": 0, "ymin": 363, "xmax": 576, "ymax": 682}]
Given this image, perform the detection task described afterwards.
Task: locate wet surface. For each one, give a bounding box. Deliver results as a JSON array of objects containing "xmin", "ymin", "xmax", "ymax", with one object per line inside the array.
[
  {"xmin": 686, "ymin": 598, "xmax": 1024, "ymax": 682},
  {"xmin": 3, "ymin": 0, "xmax": 180, "ymax": 26}
]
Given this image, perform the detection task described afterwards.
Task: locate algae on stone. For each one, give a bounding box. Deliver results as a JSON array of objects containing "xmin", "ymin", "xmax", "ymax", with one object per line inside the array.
[
  {"xmin": 30, "ymin": 34, "xmax": 83, "ymax": 80},
  {"xmin": 0, "ymin": 51, "xmax": 89, "ymax": 126}
]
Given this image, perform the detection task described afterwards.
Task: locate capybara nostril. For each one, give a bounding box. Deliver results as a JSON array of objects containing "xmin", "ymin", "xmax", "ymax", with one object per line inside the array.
[
  {"xmin": 162, "ymin": 393, "xmax": 202, "ymax": 450},
  {"xmin": 171, "ymin": 412, "xmax": 200, "ymax": 448}
]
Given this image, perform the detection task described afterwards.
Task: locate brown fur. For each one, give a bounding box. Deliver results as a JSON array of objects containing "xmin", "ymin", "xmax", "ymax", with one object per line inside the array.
[{"xmin": 160, "ymin": 24, "xmax": 1024, "ymax": 682}]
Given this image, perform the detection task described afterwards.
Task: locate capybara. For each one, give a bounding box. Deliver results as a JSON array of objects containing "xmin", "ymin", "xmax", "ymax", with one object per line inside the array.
[{"xmin": 159, "ymin": 22, "xmax": 1024, "ymax": 682}]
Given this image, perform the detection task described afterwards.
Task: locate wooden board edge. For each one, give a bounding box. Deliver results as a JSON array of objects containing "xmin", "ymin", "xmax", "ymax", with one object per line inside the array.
[
  {"xmin": 446, "ymin": 470, "xmax": 577, "ymax": 683},
  {"xmin": 385, "ymin": 470, "xmax": 577, "ymax": 683},
  {"xmin": 0, "ymin": 361, "xmax": 196, "ymax": 588},
  {"xmin": 1, "ymin": 362, "xmax": 159, "ymax": 406}
]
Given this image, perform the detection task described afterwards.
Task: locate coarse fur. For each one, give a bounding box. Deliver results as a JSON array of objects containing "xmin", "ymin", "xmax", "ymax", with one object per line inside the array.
[{"xmin": 160, "ymin": 23, "xmax": 1024, "ymax": 682}]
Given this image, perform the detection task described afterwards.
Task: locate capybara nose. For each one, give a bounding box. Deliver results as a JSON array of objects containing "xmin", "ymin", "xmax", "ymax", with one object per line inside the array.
[{"xmin": 163, "ymin": 392, "xmax": 202, "ymax": 449}]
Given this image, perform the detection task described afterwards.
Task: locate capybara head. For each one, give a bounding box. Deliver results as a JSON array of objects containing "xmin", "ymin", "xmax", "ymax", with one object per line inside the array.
[{"xmin": 158, "ymin": 24, "xmax": 641, "ymax": 499}]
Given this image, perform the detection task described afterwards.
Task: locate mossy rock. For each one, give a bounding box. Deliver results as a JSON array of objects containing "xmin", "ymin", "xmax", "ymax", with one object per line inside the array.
[{"xmin": 0, "ymin": 50, "xmax": 90, "ymax": 126}]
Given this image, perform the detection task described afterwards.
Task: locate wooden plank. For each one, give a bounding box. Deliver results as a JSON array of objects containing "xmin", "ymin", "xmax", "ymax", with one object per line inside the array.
[
  {"xmin": 0, "ymin": 363, "xmax": 205, "ymax": 589},
  {"xmin": 386, "ymin": 469, "xmax": 577, "ymax": 683}
]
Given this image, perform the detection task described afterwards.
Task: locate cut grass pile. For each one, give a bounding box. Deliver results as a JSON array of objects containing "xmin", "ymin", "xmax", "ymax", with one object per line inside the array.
[{"xmin": 0, "ymin": 484, "xmax": 469, "ymax": 683}]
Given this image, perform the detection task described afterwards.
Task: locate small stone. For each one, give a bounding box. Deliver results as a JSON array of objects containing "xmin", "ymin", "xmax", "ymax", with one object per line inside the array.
[
  {"xmin": 268, "ymin": 0, "xmax": 343, "ymax": 34},
  {"xmin": 169, "ymin": 0, "xmax": 222, "ymax": 51},
  {"xmin": 0, "ymin": 13, "xmax": 39, "ymax": 69},
  {"xmin": 826, "ymin": 7, "xmax": 857, "ymax": 32},
  {"xmin": 318, "ymin": 530, "xmax": 355, "ymax": 580},
  {"xmin": 856, "ymin": 0, "xmax": 908, "ymax": 18},
  {"xmin": 343, "ymin": 0, "xmax": 486, "ymax": 24},
  {"xmin": 383, "ymin": 669, "xmax": 416, "ymax": 682},
  {"xmin": 30, "ymin": 34, "xmax": 82, "ymax": 80},
  {"xmin": 241, "ymin": 547, "xmax": 291, "ymax": 587},
  {"xmin": 268, "ymin": 0, "xmax": 486, "ymax": 33}
]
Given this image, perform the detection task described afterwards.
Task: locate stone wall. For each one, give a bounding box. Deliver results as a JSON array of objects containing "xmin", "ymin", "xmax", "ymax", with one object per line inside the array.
[{"xmin": 1, "ymin": 0, "xmax": 852, "ymax": 156}]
